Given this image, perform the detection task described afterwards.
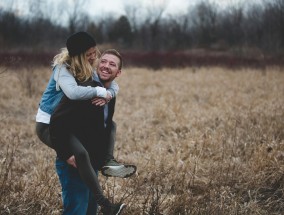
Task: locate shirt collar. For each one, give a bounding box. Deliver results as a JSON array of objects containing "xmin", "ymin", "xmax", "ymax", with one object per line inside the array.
[{"xmin": 92, "ymin": 70, "xmax": 103, "ymax": 86}]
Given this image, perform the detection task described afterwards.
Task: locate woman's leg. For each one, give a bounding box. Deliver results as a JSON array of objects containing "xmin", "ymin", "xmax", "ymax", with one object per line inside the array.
[
  {"xmin": 35, "ymin": 122, "xmax": 54, "ymax": 149},
  {"xmin": 68, "ymin": 134, "xmax": 110, "ymax": 207}
]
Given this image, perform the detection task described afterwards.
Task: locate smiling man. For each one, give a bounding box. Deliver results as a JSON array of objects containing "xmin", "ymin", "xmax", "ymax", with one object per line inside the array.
[{"xmin": 98, "ymin": 50, "xmax": 122, "ymax": 84}]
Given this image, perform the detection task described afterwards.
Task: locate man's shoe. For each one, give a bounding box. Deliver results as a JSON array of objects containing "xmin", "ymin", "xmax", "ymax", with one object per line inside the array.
[
  {"xmin": 101, "ymin": 203, "xmax": 126, "ymax": 215},
  {"xmin": 101, "ymin": 159, "xmax": 137, "ymax": 178}
]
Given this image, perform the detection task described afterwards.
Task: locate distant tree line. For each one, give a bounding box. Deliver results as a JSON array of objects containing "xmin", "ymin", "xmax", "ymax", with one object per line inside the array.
[{"xmin": 0, "ymin": 0, "xmax": 283, "ymax": 57}]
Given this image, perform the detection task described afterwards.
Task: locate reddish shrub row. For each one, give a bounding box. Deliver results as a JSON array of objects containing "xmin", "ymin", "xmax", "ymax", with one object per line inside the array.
[
  {"xmin": 0, "ymin": 52, "xmax": 55, "ymax": 68},
  {"xmin": 122, "ymin": 51, "xmax": 284, "ymax": 70},
  {"xmin": 0, "ymin": 51, "xmax": 283, "ymax": 69}
]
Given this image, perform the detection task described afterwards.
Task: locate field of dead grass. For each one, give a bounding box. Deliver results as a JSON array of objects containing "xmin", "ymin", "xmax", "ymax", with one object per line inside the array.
[{"xmin": 0, "ymin": 66, "xmax": 283, "ymax": 215}]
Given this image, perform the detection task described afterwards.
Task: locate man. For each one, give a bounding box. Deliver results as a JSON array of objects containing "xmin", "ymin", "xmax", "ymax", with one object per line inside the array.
[{"xmin": 50, "ymin": 49, "xmax": 134, "ymax": 215}]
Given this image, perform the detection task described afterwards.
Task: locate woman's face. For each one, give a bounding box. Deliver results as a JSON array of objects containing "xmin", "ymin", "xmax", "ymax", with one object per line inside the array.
[{"xmin": 85, "ymin": 46, "xmax": 97, "ymax": 66}]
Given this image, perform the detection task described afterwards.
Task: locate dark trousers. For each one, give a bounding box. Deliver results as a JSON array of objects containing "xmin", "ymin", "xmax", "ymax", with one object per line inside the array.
[
  {"xmin": 35, "ymin": 121, "xmax": 116, "ymax": 161},
  {"xmin": 35, "ymin": 121, "xmax": 117, "ymax": 209}
]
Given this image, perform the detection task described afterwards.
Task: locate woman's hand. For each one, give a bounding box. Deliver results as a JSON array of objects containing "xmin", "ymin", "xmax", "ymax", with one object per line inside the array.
[
  {"xmin": 91, "ymin": 91, "xmax": 112, "ymax": 106},
  {"xmin": 67, "ymin": 155, "xmax": 77, "ymax": 168},
  {"xmin": 91, "ymin": 98, "xmax": 107, "ymax": 106}
]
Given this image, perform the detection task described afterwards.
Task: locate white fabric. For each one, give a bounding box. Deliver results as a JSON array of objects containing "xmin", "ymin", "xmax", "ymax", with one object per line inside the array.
[
  {"xmin": 36, "ymin": 108, "xmax": 51, "ymax": 124},
  {"xmin": 96, "ymin": 87, "xmax": 107, "ymax": 98}
]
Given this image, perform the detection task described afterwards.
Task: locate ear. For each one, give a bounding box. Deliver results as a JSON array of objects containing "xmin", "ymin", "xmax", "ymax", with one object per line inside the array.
[{"xmin": 115, "ymin": 69, "xmax": 122, "ymax": 78}]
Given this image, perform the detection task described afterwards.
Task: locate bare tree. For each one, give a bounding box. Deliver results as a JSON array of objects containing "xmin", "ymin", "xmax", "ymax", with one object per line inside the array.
[
  {"xmin": 261, "ymin": 0, "xmax": 284, "ymax": 53},
  {"xmin": 218, "ymin": 5, "xmax": 244, "ymax": 47},
  {"xmin": 144, "ymin": 0, "xmax": 168, "ymax": 50},
  {"xmin": 161, "ymin": 14, "xmax": 191, "ymax": 50},
  {"xmin": 242, "ymin": 4, "xmax": 264, "ymax": 49},
  {"xmin": 28, "ymin": 0, "xmax": 45, "ymax": 19},
  {"xmin": 124, "ymin": 2, "xmax": 140, "ymax": 33},
  {"xmin": 108, "ymin": 16, "xmax": 133, "ymax": 48},
  {"xmin": 191, "ymin": 1, "xmax": 218, "ymax": 47},
  {"xmin": 59, "ymin": 0, "xmax": 87, "ymax": 34}
]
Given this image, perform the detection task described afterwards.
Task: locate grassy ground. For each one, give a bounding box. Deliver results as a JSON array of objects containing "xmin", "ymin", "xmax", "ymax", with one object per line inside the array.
[{"xmin": 0, "ymin": 66, "xmax": 283, "ymax": 214}]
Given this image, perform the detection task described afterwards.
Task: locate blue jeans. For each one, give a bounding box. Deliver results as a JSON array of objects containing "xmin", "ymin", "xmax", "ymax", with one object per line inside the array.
[{"xmin": 56, "ymin": 158, "xmax": 98, "ymax": 215}]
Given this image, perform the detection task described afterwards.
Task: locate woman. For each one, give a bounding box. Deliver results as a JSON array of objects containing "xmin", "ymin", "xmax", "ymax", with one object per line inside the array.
[
  {"xmin": 36, "ymin": 32, "xmax": 129, "ymax": 214},
  {"xmin": 36, "ymin": 31, "xmax": 118, "ymax": 153}
]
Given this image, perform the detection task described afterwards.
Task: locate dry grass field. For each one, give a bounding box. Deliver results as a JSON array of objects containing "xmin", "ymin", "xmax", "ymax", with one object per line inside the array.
[{"xmin": 0, "ymin": 66, "xmax": 283, "ymax": 215}]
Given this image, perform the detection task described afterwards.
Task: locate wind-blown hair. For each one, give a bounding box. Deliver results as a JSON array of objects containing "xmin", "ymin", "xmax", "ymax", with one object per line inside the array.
[{"xmin": 52, "ymin": 47, "xmax": 100, "ymax": 82}]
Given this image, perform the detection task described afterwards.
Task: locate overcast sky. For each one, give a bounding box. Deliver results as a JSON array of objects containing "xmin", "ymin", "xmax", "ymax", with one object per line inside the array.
[
  {"xmin": 82, "ymin": 0, "xmax": 263, "ymax": 16},
  {"xmin": 0, "ymin": 0, "xmax": 264, "ymax": 22}
]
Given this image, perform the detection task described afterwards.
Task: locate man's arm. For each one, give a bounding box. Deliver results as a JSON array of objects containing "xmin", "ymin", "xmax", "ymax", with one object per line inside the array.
[{"xmin": 108, "ymin": 80, "xmax": 119, "ymax": 98}]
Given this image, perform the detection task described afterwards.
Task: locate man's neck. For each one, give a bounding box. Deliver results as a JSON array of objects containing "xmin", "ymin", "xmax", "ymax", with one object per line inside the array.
[
  {"xmin": 93, "ymin": 73, "xmax": 111, "ymax": 88},
  {"xmin": 100, "ymin": 79, "xmax": 111, "ymax": 88}
]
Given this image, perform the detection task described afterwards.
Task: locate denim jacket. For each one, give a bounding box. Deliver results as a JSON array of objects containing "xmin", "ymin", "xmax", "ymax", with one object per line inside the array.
[{"xmin": 39, "ymin": 67, "xmax": 64, "ymax": 115}]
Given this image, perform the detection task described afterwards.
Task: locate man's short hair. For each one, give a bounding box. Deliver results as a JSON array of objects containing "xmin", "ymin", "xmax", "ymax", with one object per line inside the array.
[{"xmin": 101, "ymin": 49, "xmax": 123, "ymax": 70}]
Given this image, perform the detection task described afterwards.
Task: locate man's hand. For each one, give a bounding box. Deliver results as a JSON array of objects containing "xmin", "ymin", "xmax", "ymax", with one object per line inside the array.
[{"xmin": 67, "ymin": 155, "xmax": 77, "ymax": 168}]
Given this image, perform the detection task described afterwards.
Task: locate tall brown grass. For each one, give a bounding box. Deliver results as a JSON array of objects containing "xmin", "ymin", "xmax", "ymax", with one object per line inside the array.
[{"xmin": 0, "ymin": 66, "xmax": 283, "ymax": 214}]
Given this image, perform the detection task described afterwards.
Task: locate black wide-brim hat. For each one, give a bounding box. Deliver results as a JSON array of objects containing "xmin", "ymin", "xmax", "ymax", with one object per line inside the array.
[{"xmin": 66, "ymin": 31, "xmax": 96, "ymax": 57}]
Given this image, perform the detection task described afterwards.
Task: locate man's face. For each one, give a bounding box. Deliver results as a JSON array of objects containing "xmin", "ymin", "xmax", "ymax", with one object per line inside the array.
[
  {"xmin": 97, "ymin": 54, "xmax": 121, "ymax": 82},
  {"xmin": 85, "ymin": 46, "xmax": 97, "ymax": 66}
]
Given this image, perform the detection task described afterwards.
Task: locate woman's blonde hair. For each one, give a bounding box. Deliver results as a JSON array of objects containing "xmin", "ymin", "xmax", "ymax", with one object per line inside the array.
[{"xmin": 52, "ymin": 47, "xmax": 100, "ymax": 82}]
